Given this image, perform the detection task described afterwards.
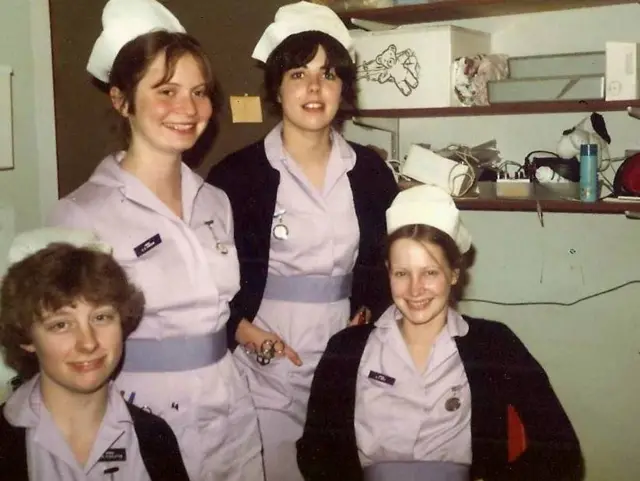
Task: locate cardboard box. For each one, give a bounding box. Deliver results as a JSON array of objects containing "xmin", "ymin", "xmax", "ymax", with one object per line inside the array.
[
  {"xmin": 488, "ymin": 75, "xmax": 604, "ymax": 103},
  {"xmin": 508, "ymin": 51, "xmax": 605, "ymax": 79},
  {"xmin": 351, "ymin": 25, "xmax": 491, "ymax": 109}
]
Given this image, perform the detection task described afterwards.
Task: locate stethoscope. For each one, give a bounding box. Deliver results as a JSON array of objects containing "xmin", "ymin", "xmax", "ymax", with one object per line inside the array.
[
  {"xmin": 272, "ymin": 208, "xmax": 289, "ymax": 240},
  {"xmin": 204, "ymin": 220, "xmax": 229, "ymax": 254}
]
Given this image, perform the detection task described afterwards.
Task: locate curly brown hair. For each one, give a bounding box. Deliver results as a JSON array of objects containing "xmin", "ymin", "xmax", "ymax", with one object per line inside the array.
[{"xmin": 0, "ymin": 243, "xmax": 144, "ymax": 379}]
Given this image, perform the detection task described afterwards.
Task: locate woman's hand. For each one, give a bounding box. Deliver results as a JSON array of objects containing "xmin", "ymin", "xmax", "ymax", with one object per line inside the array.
[
  {"xmin": 348, "ymin": 306, "xmax": 372, "ymax": 327},
  {"xmin": 235, "ymin": 319, "xmax": 302, "ymax": 366}
]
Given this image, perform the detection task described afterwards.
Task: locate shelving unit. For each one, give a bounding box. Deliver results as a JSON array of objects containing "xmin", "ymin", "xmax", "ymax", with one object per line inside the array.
[
  {"xmin": 338, "ymin": 0, "xmax": 638, "ymax": 27},
  {"xmin": 342, "ymin": 1, "xmax": 639, "ymax": 214},
  {"xmin": 346, "ymin": 99, "xmax": 640, "ymax": 118}
]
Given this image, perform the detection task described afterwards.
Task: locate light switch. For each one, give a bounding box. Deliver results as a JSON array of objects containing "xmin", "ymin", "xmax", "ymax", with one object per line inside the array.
[
  {"xmin": 229, "ymin": 95, "xmax": 263, "ymax": 123},
  {"xmin": 0, "ymin": 65, "xmax": 13, "ymax": 170}
]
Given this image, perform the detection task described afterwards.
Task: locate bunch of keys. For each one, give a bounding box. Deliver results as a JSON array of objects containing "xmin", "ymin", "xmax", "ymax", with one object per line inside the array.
[{"xmin": 244, "ymin": 339, "xmax": 285, "ymax": 366}]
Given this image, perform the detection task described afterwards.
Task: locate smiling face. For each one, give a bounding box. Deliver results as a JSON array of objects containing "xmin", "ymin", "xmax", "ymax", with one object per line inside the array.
[
  {"xmin": 278, "ymin": 45, "xmax": 343, "ymax": 136},
  {"xmin": 112, "ymin": 52, "xmax": 212, "ymax": 158},
  {"xmin": 21, "ymin": 299, "xmax": 123, "ymax": 397},
  {"xmin": 388, "ymin": 237, "xmax": 459, "ymax": 329}
]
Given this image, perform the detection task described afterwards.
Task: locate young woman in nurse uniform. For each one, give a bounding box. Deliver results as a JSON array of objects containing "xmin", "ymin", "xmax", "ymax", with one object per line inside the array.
[
  {"xmin": 207, "ymin": 2, "xmax": 397, "ymax": 480},
  {"xmin": 298, "ymin": 185, "xmax": 584, "ymax": 481},
  {"xmin": 48, "ymin": 1, "xmax": 264, "ymax": 480},
  {"xmin": 0, "ymin": 228, "xmax": 190, "ymax": 481}
]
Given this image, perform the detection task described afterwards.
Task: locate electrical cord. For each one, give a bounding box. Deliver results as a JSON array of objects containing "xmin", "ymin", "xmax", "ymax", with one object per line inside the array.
[
  {"xmin": 436, "ymin": 143, "xmax": 498, "ymax": 197},
  {"xmin": 462, "ymin": 279, "xmax": 640, "ymax": 307}
]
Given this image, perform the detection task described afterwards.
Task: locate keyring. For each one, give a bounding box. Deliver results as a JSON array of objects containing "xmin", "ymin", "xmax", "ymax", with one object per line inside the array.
[
  {"xmin": 273, "ymin": 340, "xmax": 285, "ymax": 355},
  {"xmin": 256, "ymin": 354, "xmax": 271, "ymax": 366},
  {"xmin": 260, "ymin": 339, "xmax": 275, "ymax": 356},
  {"xmin": 243, "ymin": 342, "xmax": 257, "ymax": 355}
]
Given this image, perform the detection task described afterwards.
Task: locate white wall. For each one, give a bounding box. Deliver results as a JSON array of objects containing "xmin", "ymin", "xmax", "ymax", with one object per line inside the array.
[
  {"xmin": 0, "ymin": 0, "xmax": 58, "ymax": 399},
  {"xmin": 346, "ymin": 4, "xmax": 640, "ymax": 481}
]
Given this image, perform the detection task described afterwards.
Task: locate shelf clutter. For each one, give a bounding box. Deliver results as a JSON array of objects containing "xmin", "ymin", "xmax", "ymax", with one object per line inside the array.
[
  {"xmin": 398, "ymin": 180, "xmax": 640, "ymax": 214},
  {"xmin": 341, "ymin": 1, "xmax": 640, "ymax": 213}
]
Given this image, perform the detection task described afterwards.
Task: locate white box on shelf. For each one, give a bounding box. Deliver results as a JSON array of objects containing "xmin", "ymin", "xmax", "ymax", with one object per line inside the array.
[
  {"xmin": 351, "ymin": 25, "xmax": 491, "ymax": 109},
  {"xmin": 605, "ymin": 42, "xmax": 640, "ymax": 101},
  {"xmin": 401, "ymin": 144, "xmax": 472, "ymax": 195},
  {"xmin": 0, "ymin": 65, "xmax": 14, "ymax": 170}
]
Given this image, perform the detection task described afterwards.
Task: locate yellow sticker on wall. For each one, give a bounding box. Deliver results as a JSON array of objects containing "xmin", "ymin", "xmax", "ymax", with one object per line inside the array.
[{"xmin": 229, "ymin": 95, "xmax": 263, "ymax": 123}]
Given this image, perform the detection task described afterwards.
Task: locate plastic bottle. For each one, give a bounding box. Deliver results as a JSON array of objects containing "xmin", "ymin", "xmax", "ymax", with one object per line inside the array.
[{"xmin": 579, "ymin": 144, "xmax": 598, "ymax": 202}]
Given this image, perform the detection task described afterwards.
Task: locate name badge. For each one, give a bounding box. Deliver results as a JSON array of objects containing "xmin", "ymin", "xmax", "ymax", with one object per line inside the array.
[
  {"xmin": 368, "ymin": 370, "xmax": 396, "ymax": 386},
  {"xmin": 134, "ymin": 234, "xmax": 162, "ymax": 258},
  {"xmin": 98, "ymin": 448, "xmax": 126, "ymax": 463}
]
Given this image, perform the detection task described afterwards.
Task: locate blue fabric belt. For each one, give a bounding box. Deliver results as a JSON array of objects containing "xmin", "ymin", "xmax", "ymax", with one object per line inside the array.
[
  {"xmin": 262, "ymin": 273, "xmax": 353, "ymax": 303},
  {"xmin": 121, "ymin": 329, "xmax": 228, "ymax": 372},
  {"xmin": 363, "ymin": 461, "xmax": 470, "ymax": 481}
]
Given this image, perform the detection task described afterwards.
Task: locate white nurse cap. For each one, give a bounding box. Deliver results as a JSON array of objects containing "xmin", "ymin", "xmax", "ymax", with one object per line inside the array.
[
  {"xmin": 386, "ymin": 185, "xmax": 472, "ymax": 254},
  {"xmin": 252, "ymin": 1, "xmax": 354, "ymax": 63},
  {"xmin": 7, "ymin": 228, "xmax": 113, "ymax": 267},
  {"xmin": 87, "ymin": 0, "xmax": 186, "ymax": 83}
]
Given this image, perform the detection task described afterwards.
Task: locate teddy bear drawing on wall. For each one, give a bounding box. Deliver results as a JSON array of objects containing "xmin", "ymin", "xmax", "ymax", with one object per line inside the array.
[{"xmin": 357, "ymin": 44, "xmax": 420, "ymax": 96}]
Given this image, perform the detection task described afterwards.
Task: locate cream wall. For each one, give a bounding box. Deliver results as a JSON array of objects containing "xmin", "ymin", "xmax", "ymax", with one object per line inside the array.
[
  {"xmin": 346, "ymin": 4, "xmax": 640, "ymax": 481},
  {"xmin": 0, "ymin": 0, "xmax": 57, "ymax": 398}
]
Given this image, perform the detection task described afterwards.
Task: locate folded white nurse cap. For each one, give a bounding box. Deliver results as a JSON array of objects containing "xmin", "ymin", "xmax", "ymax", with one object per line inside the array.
[
  {"xmin": 252, "ymin": 1, "xmax": 353, "ymax": 63},
  {"xmin": 87, "ymin": 0, "xmax": 186, "ymax": 83},
  {"xmin": 386, "ymin": 185, "xmax": 472, "ymax": 253},
  {"xmin": 7, "ymin": 228, "xmax": 113, "ymax": 267}
]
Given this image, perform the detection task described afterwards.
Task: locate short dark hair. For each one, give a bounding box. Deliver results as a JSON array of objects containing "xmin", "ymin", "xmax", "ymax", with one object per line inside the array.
[
  {"xmin": 263, "ymin": 31, "xmax": 356, "ymax": 113},
  {"xmin": 0, "ymin": 243, "xmax": 144, "ymax": 379},
  {"xmin": 109, "ymin": 30, "xmax": 216, "ymax": 143}
]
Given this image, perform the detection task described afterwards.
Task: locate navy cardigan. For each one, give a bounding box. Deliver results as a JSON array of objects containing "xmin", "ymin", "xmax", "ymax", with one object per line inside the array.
[
  {"xmin": 0, "ymin": 403, "xmax": 190, "ymax": 481},
  {"xmin": 297, "ymin": 316, "xmax": 585, "ymax": 481},
  {"xmin": 207, "ymin": 139, "xmax": 398, "ymax": 349}
]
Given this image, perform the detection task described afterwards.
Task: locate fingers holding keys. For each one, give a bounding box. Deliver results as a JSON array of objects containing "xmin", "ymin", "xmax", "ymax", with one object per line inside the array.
[
  {"xmin": 237, "ymin": 319, "xmax": 302, "ymax": 367},
  {"xmin": 282, "ymin": 342, "xmax": 302, "ymax": 367},
  {"xmin": 245, "ymin": 338, "xmax": 301, "ymax": 366}
]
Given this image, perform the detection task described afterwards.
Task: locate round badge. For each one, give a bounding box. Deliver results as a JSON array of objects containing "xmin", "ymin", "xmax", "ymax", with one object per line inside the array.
[
  {"xmin": 445, "ymin": 397, "xmax": 461, "ymax": 412},
  {"xmin": 273, "ymin": 223, "xmax": 289, "ymax": 240},
  {"xmin": 216, "ymin": 242, "xmax": 229, "ymax": 255}
]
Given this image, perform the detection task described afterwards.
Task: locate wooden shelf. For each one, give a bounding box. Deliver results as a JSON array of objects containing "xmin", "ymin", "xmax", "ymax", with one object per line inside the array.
[
  {"xmin": 453, "ymin": 197, "xmax": 640, "ymax": 213},
  {"xmin": 338, "ymin": 0, "xmax": 638, "ymax": 27},
  {"xmin": 345, "ymin": 99, "xmax": 640, "ymax": 118},
  {"xmin": 398, "ymin": 181, "xmax": 640, "ymax": 213}
]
